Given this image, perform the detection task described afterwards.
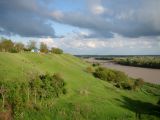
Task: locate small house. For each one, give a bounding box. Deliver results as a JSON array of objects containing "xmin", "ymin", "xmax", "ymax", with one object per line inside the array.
[{"xmin": 31, "ymin": 48, "xmax": 40, "ymax": 53}]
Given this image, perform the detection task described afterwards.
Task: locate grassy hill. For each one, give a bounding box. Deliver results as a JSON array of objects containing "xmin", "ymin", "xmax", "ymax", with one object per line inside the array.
[{"xmin": 0, "ymin": 52, "xmax": 159, "ymax": 120}]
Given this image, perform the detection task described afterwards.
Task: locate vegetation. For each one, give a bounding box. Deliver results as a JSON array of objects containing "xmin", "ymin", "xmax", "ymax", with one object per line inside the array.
[
  {"xmin": 93, "ymin": 67, "xmax": 144, "ymax": 90},
  {"xmin": 92, "ymin": 62, "xmax": 100, "ymax": 67},
  {"xmin": 0, "ymin": 52, "xmax": 159, "ymax": 119},
  {"xmin": 40, "ymin": 42, "xmax": 49, "ymax": 53},
  {"xmin": 51, "ymin": 47, "xmax": 63, "ymax": 54},
  {"xmin": 114, "ymin": 57, "xmax": 160, "ymax": 69},
  {"xmin": 27, "ymin": 40, "xmax": 37, "ymax": 51},
  {"xmin": 85, "ymin": 66, "xmax": 94, "ymax": 73},
  {"xmin": 0, "ymin": 72, "xmax": 66, "ymax": 119},
  {"xmin": 158, "ymin": 99, "xmax": 160, "ymax": 106},
  {"xmin": 0, "ymin": 38, "xmax": 64, "ymax": 54},
  {"xmin": 14, "ymin": 42, "xmax": 25, "ymax": 52},
  {"xmin": 0, "ymin": 38, "xmax": 14, "ymax": 52}
]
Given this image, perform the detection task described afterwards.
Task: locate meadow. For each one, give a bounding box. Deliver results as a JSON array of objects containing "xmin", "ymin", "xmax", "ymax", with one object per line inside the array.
[{"xmin": 0, "ymin": 52, "xmax": 160, "ymax": 120}]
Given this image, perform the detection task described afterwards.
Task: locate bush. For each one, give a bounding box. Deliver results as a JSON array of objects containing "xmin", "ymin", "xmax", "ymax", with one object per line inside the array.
[
  {"xmin": 0, "ymin": 73, "xmax": 66, "ymax": 115},
  {"xmin": 134, "ymin": 78, "xmax": 144, "ymax": 87},
  {"xmin": 93, "ymin": 67, "xmax": 138, "ymax": 90},
  {"xmin": 86, "ymin": 66, "xmax": 94, "ymax": 73},
  {"xmin": 10, "ymin": 47, "xmax": 18, "ymax": 53},
  {"xmin": 51, "ymin": 47, "xmax": 63, "ymax": 54},
  {"xmin": 0, "ymin": 81, "xmax": 28, "ymax": 113},
  {"xmin": 93, "ymin": 67, "xmax": 119, "ymax": 82},
  {"xmin": 121, "ymin": 81, "xmax": 133, "ymax": 90},
  {"xmin": 92, "ymin": 63, "xmax": 100, "ymax": 67},
  {"xmin": 157, "ymin": 99, "xmax": 160, "ymax": 106},
  {"xmin": 93, "ymin": 67, "xmax": 109, "ymax": 81},
  {"xmin": 23, "ymin": 48, "xmax": 31, "ymax": 52},
  {"xmin": 114, "ymin": 71, "xmax": 128, "ymax": 83},
  {"xmin": 38, "ymin": 73, "xmax": 66, "ymax": 98}
]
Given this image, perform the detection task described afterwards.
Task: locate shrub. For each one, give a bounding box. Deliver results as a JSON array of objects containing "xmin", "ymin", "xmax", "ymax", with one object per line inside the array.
[
  {"xmin": 86, "ymin": 66, "xmax": 94, "ymax": 73},
  {"xmin": 120, "ymin": 79, "xmax": 135, "ymax": 90},
  {"xmin": 121, "ymin": 82, "xmax": 133, "ymax": 90},
  {"xmin": 114, "ymin": 71, "xmax": 128, "ymax": 83},
  {"xmin": 93, "ymin": 67, "xmax": 119, "ymax": 82},
  {"xmin": 93, "ymin": 67, "xmax": 109, "ymax": 81},
  {"xmin": 0, "ymin": 73, "xmax": 66, "ymax": 115},
  {"xmin": 107, "ymin": 70, "xmax": 117, "ymax": 82},
  {"xmin": 0, "ymin": 81, "xmax": 28, "ymax": 113},
  {"xmin": 10, "ymin": 47, "xmax": 20, "ymax": 53},
  {"xmin": 157, "ymin": 99, "xmax": 160, "ymax": 106},
  {"xmin": 92, "ymin": 63, "xmax": 100, "ymax": 67},
  {"xmin": 134, "ymin": 78, "xmax": 144, "ymax": 87},
  {"xmin": 114, "ymin": 82, "xmax": 121, "ymax": 88},
  {"xmin": 93, "ymin": 67, "xmax": 138, "ymax": 90},
  {"xmin": 95, "ymin": 69, "xmax": 117, "ymax": 82},
  {"xmin": 51, "ymin": 47, "xmax": 63, "ymax": 54},
  {"xmin": 62, "ymin": 88, "xmax": 67, "ymax": 94},
  {"xmin": 23, "ymin": 48, "xmax": 31, "ymax": 52},
  {"xmin": 38, "ymin": 73, "xmax": 66, "ymax": 98}
]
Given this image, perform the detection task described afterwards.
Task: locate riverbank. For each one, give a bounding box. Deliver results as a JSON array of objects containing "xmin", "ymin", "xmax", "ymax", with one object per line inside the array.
[{"xmin": 85, "ymin": 58, "xmax": 160, "ymax": 84}]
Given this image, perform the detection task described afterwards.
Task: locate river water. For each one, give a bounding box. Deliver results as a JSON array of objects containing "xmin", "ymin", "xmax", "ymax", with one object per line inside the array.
[{"xmin": 86, "ymin": 59, "xmax": 160, "ymax": 84}]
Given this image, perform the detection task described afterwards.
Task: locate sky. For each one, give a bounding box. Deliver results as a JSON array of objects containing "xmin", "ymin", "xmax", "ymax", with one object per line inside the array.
[{"xmin": 0, "ymin": 0, "xmax": 160, "ymax": 55}]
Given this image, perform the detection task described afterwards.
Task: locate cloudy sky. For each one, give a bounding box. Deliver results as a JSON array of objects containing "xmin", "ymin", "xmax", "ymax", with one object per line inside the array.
[{"xmin": 0, "ymin": 0, "xmax": 160, "ymax": 55}]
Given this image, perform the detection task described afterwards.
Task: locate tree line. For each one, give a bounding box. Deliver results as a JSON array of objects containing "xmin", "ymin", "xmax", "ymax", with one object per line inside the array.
[
  {"xmin": 114, "ymin": 57, "xmax": 160, "ymax": 69},
  {"xmin": 0, "ymin": 37, "xmax": 63, "ymax": 54}
]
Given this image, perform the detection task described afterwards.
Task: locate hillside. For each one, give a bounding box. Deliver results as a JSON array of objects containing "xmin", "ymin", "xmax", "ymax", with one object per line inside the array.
[{"xmin": 0, "ymin": 52, "xmax": 159, "ymax": 120}]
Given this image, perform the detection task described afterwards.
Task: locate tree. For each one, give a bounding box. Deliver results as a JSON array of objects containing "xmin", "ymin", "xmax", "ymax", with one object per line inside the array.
[
  {"xmin": 14, "ymin": 42, "xmax": 25, "ymax": 52},
  {"xmin": 0, "ymin": 38, "xmax": 14, "ymax": 52},
  {"xmin": 27, "ymin": 40, "xmax": 36, "ymax": 50},
  {"xmin": 40, "ymin": 42, "xmax": 48, "ymax": 53},
  {"xmin": 51, "ymin": 47, "xmax": 63, "ymax": 54}
]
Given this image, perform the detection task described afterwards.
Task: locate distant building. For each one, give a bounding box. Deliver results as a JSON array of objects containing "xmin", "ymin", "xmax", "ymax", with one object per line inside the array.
[{"xmin": 31, "ymin": 48, "xmax": 40, "ymax": 53}]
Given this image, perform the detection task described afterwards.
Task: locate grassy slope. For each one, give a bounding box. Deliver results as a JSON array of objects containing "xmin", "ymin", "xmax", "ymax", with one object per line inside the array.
[{"xmin": 0, "ymin": 52, "xmax": 159, "ymax": 120}]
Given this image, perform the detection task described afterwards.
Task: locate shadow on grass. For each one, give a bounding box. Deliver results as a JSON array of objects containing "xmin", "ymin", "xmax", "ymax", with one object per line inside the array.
[{"xmin": 115, "ymin": 96, "xmax": 160, "ymax": 119}]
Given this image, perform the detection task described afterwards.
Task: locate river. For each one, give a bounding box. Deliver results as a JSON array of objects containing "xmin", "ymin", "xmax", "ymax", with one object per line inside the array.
[{"xmin": 86, "ymin": 58, "xmax": 160, "ymax": 84}]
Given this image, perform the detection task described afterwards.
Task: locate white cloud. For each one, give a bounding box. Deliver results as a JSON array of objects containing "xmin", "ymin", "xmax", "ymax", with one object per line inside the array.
[
  {"xmin": 116, "ymin": 10, "xmax": 135, "ymax": 20},
  {"xmin": 39, "ymin": 37, "xmax": 58, "ymax": 48},
  {"xmin": 86, "ymin": 41, "xmax": 97, "ymax": 48},
  {"xmin": 53, "ymin": 32, "xmax": 160, "ymax": 55},
  {"xmin": 79, "ymin": 31, "xmax": 90, "ymax": 37},
  {"xmin": 92, "ymin": 5, "xmax": 105, "ymax": 15},
  {"xmin": 51, "ymin": 11, "xmax": 63, "ymax": 21},
  {"xmin": 87, "ymin": 0, "xmax": 105, "ymax": 15}
]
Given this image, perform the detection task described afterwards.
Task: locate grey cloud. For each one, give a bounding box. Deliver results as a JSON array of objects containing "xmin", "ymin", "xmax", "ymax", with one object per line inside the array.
[
  {"xmin": 50, "ymin": 11, "xmax": 114, "ymax": 38},
  {"xmin": 50, "ymin": 0, "xmax": 160, "ymax": 38},
  {"xmin": 0, "ymin": 0, "xmax": 55, "ymax": 37},
  {"xmin": 0, "ymin": 0, "xmax": 160, "ymax": 38}
]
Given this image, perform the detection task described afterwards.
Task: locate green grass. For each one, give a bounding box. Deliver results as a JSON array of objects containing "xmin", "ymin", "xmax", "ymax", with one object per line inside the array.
[{"xmin": 0, "ymin": 52, "xmax": 159, "ymax": 120}]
